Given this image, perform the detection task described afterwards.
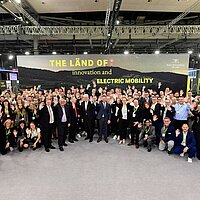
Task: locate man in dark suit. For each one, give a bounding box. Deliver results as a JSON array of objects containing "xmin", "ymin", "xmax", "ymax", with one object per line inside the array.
[
  {"xmin": 128, "ymin": 99, "xmax": 143, "ymax": 148},
  {"xmin": 96, "ymin": 95, "xmax": 111, "ymax": 143},
  {"xmin": 159, "ymin": 117, "xmax": 175, "ymax": 154},
  {"xmin": 161, "ymin": 99, "xmax": 175, "ymax": 122},
  {"xmin": 69, "ymin": 96, "xmax": 79, "ymax": 143},
  {"xmin": 38, "ymin": 98, "xmax": 56, "ymax": 152},
  {"xmin": 56, "ymin": 98, "xmax": 71, "ymax": 151},
  {"xmin": 80, "ymin": 94, "xmax": 95, "ymax": 142},
  {"xmin": 173, "ymin": 123, "xmax": 196, "ymax": 163},
  {"xmin": 139, "ymin": 91, "xmax": 152, "ymax": 107}
]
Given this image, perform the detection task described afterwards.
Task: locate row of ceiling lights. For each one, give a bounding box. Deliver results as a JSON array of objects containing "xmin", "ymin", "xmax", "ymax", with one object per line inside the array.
[{"xmin": 0, "ymin": 49, "xmax": 199, "ymax": 60}]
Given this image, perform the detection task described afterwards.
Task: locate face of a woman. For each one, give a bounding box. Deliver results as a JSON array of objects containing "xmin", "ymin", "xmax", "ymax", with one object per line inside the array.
[
  {"xmin": 20, "ymin": 123, "xmax": 25, "ymax": 129},
  {"xmin": 30, "ymin": 123, "xmax": 36, "ymax": 130},
  {"xmin": 4, "ymin": 101, "xmax": 8, "ymax": 107}
]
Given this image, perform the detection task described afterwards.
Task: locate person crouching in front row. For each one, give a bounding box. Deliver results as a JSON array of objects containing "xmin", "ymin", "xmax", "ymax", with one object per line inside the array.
[
  {"xmin": 173, "ymin": 123, "xmax": 196, "ymax": 163},
  {"xmin": 139, "ymin": 119, "xmax": 156, "ymax": 152},
  {"xmin": 159, "ymin": 117, "xmax": 175, "ymax": 154}
]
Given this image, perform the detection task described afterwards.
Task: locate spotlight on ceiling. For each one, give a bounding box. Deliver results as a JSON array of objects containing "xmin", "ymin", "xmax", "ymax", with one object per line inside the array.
[
  {"xmin": 188, "ymin": 50, "xmax": 193, "ymax": 54},
  {"xmin": 15, "ymin": 0, "xmax": 21, "ymax": 4},
  {"xmin": 25, "ymin": 51, "xmax": 30, "ymax": 55},
  {"xmin": 83, "ymin": 51, "xmax": 88, "ymax": 55},
  {"xmin": 155, "ymin": 50, "xmax": 160, "ymax": 55},
  {"xmin": 124, "ymin": 50, "xmax": 129, "ymax": 55},
  {"xmin": 8, "ymin": 54, "xmax": 14, "ymax": 60},
  {"xmin": 52, "ymin": 51, "xmax": 57, "ymax": 55}
]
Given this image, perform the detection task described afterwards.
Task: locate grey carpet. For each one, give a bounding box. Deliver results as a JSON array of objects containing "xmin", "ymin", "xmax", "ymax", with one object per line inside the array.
[{"xmin": 0, "ymin": 137, "xmax": 200, "ymax": 200}]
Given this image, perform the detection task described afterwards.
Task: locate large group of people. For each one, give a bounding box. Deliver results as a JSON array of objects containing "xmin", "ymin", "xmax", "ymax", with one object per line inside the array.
[{"xmin": 0, "ymin": 81, "xmax": 200, "ymax": 163}]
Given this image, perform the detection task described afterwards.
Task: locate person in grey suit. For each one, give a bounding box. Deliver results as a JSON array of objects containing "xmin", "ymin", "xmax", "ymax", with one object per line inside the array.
[
  {"xmin": 96, "ymin": 95, "xmax": 111, "ymax": 143},
  {"xmin": 139, "ymin": 119, "xmax": 156, "ymax": 152}
]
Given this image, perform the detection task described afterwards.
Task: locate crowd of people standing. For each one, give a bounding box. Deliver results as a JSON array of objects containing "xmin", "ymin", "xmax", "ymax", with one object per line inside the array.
[{"xmin": 0, "ymin": 81, "xmax": 200, "ymax": 163}]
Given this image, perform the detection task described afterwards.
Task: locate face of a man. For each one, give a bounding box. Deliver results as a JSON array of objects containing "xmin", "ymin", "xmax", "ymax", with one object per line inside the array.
[
  {"xmin": 182, "ymin": 124, "xmax": 189, "ymax": 133},
  {"xmin": 46, "ymin": 99, "xmax": 52, "ymax": 106},
  {"xmin": 133, "ymin": 99, "xmax": 138, "ymax": 107},
  {"xmin": 145, "ymin": 121, "xmax": 150, "ymax": 127},
  {"xmin": 102, "ymin": 96, "xmax": 107, "ymax": 103},
  {"xmin": 179, "ymin": 97, "xmax": 184, "ymax": 104},
  {"xmin": 152, "ymin": 98, "xmax": 157, "ymax": 104},
  {"xmin": 84, "ymin": 95, "xmax": 89, "ymax": 102},
  {"xmin": 60, "ymin": 100, "xmax": 66, "ymax": 107},
  {"xmin": 165, "ymin": 100, "xmax": 170, "ymax": 107},
  {"xmin": 163, "ymin": 118, "xmax": 171, "ymax": 127}
]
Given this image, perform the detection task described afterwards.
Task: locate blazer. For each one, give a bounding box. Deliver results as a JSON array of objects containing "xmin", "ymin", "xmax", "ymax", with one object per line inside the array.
[
  {"xmin": 80, "ymin": 101, "xmax": 95, "ymax": 121},
  {"xmin": 160, "ymin": 124, "xmax": 175, "ymax": 142},
  {"xmin": 38, "ymin": 105, "xmax": 56, "ymax": 129},
  {"xmin": 174, "ymin": 131, "xmax": 196, "ymax": 149},
  {"xmin": 96, "ymin": 102, "xmax": 111, "ymax": 121},
  {"xmin": 130, "ymin": 105, "xmax": 143, "ymax": 123},
  {"xmin": 117, "ymin": 103, "xmax": 132, "ymax": 122},
  {"xmin": 139, "ymin": 125, "xmax": 156, "ymax": 141},
  {"xmin": 161, "ymin": 106, "xmax": 176, "ymax": 122},
  {"xmin": 56, "ymin": 104, "xmax": 71, "ymax": 125}
]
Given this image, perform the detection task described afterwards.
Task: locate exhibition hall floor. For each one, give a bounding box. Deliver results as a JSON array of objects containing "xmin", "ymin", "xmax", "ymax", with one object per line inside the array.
[{"xmin": 0, "ymin": 137, "xmax": 200, "ymax": 200}]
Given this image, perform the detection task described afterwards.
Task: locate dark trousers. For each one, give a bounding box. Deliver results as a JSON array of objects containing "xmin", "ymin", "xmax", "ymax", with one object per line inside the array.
[
  {"xmin": 41, "ymin": 123, "xmax": 54, "ymax": 148},
  {"xmin": 84, "ymin": 118, "xmax": 94, "ymax": 140},
  {"xmin": 111, "ymin": 115, "xmax": 119, "ymax": 136},
  {"xmin": 130, "ymin": 121, "xmax": 139, "ymax": 145},
  {"xmin": 98, "ymin": 118, "xmax": 108, "ymax": 140},
  {"xmin": 58, "ymin": 122, "xmax": 68, "ymax": 147},
  {"xmin": 140, "ymin": 138, "xmax": 154, "ymax": 149},
  {"xmin": 173, "ymin": 145, "xmax": 196, "ymax": 158},
  {"xmin": 194, "ymin": 132, "xmax": 200, "ymax": 159},
  {"xmin": 119, "ymin": 119, "xmax": 128, "ymax": 140},
  {"xmin": 174, "ymin": 120, "xmax": 188, "ymax": 130},
  {"xmin": 69, "ymin": 121, "xmax": 78, "ymax": 141}
]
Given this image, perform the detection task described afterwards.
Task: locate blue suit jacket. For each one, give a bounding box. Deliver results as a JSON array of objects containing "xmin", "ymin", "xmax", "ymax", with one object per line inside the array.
[
  {"xmin": 97, "ymin": 102, "xmax": 111, "ymax": 121},
  {"xmin": 174, "ymin": 131, "xmax": 196, "ymax": 149}
]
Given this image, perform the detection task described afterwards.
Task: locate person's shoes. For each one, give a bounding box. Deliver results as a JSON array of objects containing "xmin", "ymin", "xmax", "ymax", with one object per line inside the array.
[
  {"xmin": 168, "ymin": 150, "xmax": 172, "ymax": 155},
  {"xmin": 85, "ymin": 137, "xmax": 90, "ymax": 140},
  {"xmin": 147, "ymin": 147, "xmax": 152, "ymax": 152},
  {"xmin": 135, "ymin": 144, "xmax": 139, "ymax": 149},
  {"xmin": 89, "ymin": 139, "xmax": 93, "ymax": 142},
  {"xmin": 10, "ymin": 147, "xmax": 14, "ymax": 152},
  {"xmin": 63, "ymin": 143, "xmax": 68, "ymax": 146},
  {"xmin": 45, "ymin": 148, "xmax": 50, "ymax": 152},
  {"xmin": 123, "ymin": 139, "xmax": 126, "ymax": 144},
  {"xmin": 113, "ymin": 135, "xmax": 117, "ymax": 140},
  {"xmin": 97, "ymin": 138, "xmax": 101, "ymax": 143},
  {"xmin": 32, "ymin": 147, "xmax": 37, "ymax": 151},
  {"xmin": 59, "ymin": 146, "xmax": 64, "ymax": 151},
  {"xmin": 104, "ymin": 138, "xmax": 108, "ymax": 143},
  {"xmin": 188, "ymin": 157, "xmax": 193, "ymax": 163},
  {"xmin": 77, "ymin": 134, "xmax": 81, "ymax": 138},
  {"xmin": 127, "ymin": 142, "xmax": 134, "ymax": 146},
  {"xmin": 119, "ymin": 140, "xmax": 123, "ymax": 145},
  {"xmin": 180, "ymin": 153, "xmax": 184, "ymax": 157},
  {"xmin": 50, "ymin": 145, "xmax": 56, "ymax": 149},
  {"xmin": 117, "ymin": 136, "xmax": 120, "ymax": 141},
  {"xmin": 74, "ymin": 138, "xmax": 78, "ymax": 142},
  {"xmin": 69, "ymin": 140, "xmax": 74, "ymax": 143}
]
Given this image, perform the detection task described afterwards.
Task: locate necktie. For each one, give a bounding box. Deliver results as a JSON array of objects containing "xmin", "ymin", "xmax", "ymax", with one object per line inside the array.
[
  {"xmin": 48, "ymin": 106, "xmax": 53, "ymax": 123},
  {"xmin": 74, "ymin": 105, "xmax": 78, "ymax": 118}
]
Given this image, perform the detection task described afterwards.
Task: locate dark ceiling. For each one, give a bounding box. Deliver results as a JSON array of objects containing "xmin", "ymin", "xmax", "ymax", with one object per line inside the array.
[{"xmin": 0, "ymin": 1, "xmax": 200, "ymax": 68}]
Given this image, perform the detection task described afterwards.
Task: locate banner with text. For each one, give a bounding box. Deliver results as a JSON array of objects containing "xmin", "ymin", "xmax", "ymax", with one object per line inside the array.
[{"xmin": 17, "ymin": 54, "xmax": 189, "ymax": 91}]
